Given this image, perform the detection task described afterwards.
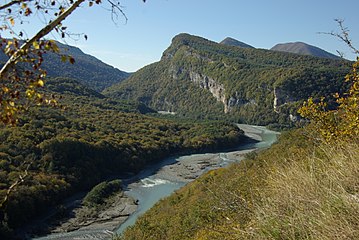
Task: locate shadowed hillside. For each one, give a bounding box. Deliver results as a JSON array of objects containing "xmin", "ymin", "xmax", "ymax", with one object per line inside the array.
[{"xmin": 0, "ymin": 41, "xmax": 130, "ymax": 92}]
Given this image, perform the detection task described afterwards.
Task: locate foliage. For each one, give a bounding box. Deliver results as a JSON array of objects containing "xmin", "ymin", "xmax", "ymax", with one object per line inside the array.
[
  {"xmin": 0, "ymin": 0, "xmax": 86, "ymax": 124},
  {"xmin": 0, "ymin": 0, "xmax": 137, "ymax": 124},
  {"xmin": 298, "ymin": 58, "xmax": 359, "ymax": 141},
  {"xmin": 105, "ymin": 33, "xmax": 350, "ymax": 127}
]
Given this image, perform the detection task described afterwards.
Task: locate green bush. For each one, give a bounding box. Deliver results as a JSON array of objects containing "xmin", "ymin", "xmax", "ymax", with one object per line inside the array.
[{"xmin": 83, "ymin": 180, "xmax": 122, "ymax": 207}]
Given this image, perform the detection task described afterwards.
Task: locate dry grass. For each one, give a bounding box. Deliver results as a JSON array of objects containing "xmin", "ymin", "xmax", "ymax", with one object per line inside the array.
[{"xmin": 248, "ymin": 141, "xmax": 359, "ymax": 239}]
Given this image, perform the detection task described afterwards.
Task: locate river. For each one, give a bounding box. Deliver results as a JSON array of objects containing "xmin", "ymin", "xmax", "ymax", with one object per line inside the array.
[{"xmin": 33, "ymin": 124, "xmax": 279, "ymax": 240}]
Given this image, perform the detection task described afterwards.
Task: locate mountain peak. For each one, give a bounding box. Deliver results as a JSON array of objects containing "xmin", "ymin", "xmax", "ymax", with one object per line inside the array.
[
  {"xmin": 271, "ymin": 42, "xmax": 340, "ymax": 59},
  {"xmin": 220, "ymin": 37, "xmax": 254, "ymax": 48}
]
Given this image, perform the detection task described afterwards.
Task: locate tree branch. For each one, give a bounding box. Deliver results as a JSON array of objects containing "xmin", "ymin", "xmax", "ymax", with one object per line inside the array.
[
  {"xmin": 0, "ymin": 0, "xmax": 31, "ymax": 11},
  {"xmin": 318, "ymin": 19, "xmax": 359, "ymax": 56},
  {"xmin": 107, "ymin": 0, "xmax": 128, "ymax": 23},
  {"xmin": 0, "ymin": 0, "xmax": 86, "ymax": 79},
  {"xmin": 0, "ymin": 165, "xmax": 29, "ymax": 209}
]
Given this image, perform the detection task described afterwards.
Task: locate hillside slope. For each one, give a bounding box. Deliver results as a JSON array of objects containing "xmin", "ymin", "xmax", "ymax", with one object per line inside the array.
[
  {"xmin": 119, "ymin": 130, "xmax": 359, "ymax": 240},
  {"xmin": 0, "ymin": 41, "xmax": 129, "ymax": 92},
  {"xmin": 104, "ymin": 33, "xmax": 350, "ymax": 127},
  {"xmin": 42, "ymin": 42, "xmax": 130, "ymax": 91}
]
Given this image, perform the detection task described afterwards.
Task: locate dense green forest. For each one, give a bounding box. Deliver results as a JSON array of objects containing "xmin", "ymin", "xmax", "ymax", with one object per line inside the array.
[
  {"xmin": 104, "ymin": 34, "xmax": 350, "ymax": 127},
  {"xmin": 0, "ymin": 77, "xmax": 246, "ymax": 238}
]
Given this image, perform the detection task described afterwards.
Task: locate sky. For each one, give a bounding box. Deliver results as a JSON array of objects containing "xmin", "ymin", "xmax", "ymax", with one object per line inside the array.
[{"xmin": 19, "ymin": 0, "xmax": 359, "ymax": 72}]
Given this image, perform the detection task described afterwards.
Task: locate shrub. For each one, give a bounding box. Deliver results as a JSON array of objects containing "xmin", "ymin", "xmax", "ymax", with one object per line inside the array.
[{"xmin": 83, "ymin": 179, "xmax": 122, "ymax": 207}]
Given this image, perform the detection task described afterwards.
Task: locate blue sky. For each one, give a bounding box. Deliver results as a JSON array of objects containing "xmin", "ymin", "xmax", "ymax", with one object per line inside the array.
[{"xmin": 39, "ymin": 0, "xmax": 359, "ymax": 72}]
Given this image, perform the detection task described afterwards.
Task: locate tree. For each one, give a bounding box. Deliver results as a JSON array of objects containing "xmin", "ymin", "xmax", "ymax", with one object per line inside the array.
[
  {"xmin": 0, "ymin": 0, "xmax": 145, "ymax": 125},
  {"xmin": 298, "ymin": 20, "xmax": 359, "ymax": 142},
  {"xmin": 298, "ymin": 58, "xmax": 359, "ymax": 141},
  {"xmin": 0, "ymin": 0, "xmax": 145, "ymax": 211}
]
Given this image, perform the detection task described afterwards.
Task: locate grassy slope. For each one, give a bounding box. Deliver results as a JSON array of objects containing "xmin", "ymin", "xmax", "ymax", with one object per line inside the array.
[{"xmin": 119, "ymin": 129, "xmax": 359, "ymax": 240}]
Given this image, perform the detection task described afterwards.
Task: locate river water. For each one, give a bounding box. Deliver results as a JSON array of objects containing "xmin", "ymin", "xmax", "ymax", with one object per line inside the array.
[{"xmin": 34, "ymin": 124, "xmax": 279, "ymax": 240}]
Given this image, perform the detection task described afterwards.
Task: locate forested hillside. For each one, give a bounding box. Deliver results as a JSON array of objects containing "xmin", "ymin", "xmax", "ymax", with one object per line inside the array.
[
  {"xmin": 0, "ymin": 78, "xmax": 245, "ymax": 238},
  {"xmin": 0, "ymin": 41, "xmax": 130, "ymax": 92},
  {"xmin": 42, "ymin": 42, "xmax": 130, "ymax": 91},
  {"xmin": 104, "ymin": 33, "xmax": 350, "ymax": 127}
]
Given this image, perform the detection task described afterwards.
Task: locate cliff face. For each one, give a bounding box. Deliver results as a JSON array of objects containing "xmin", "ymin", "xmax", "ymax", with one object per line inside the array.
[
  {"xmin": 104, "ymin": 33, "xmax": 350, "ymax": 126},
  {"xmin": 273, "ymin": 87, "xmax": 294, "ymax": 113},
  {"xmin": 189, "ymin": 71, "xmax": 227, "ymax": 111}
]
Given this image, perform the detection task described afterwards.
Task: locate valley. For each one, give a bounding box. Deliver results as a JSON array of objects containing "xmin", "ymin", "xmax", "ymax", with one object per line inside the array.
[{"xmin": 0, "ymin": 29, "xmax": 358, "ymax": 240}]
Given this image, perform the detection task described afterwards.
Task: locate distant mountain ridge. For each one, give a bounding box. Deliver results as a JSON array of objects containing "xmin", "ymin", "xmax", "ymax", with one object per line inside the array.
[
  {"xmin": 42, "ymin": 41, "xmax": 130, "ymax": 91},
  {"xmin": 220, "ymin": 37, "xmax": 254, "ymax": 48},
  {"xmin": 0, "ymin": 40, "xmax": 130, "ymax": 92},
  {"xmin": 220, "ymin": 37, "xmax": 339, "ymax": 59},
  {"xmin": 271, "ymin": 42, "xmax": 341, "ymax": 59}
]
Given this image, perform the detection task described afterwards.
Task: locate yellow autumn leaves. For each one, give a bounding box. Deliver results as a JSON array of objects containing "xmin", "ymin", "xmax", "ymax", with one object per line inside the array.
[{"xmin": 298, "ymin": 58, "xmax": 359, "ymax": 141}]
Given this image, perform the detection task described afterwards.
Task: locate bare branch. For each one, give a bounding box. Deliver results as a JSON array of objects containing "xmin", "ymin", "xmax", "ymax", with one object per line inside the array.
[
  {"xmin": 105, "ymin": 0, "xmax": 128, "ymax": 24},
  {"xmin": 0, "ymin": 0, "xmax": 31, "ymax": 11},
  {"xmin": 318, "ymin": 19, "xmax": 359, "ymax": 56},
  {"xmin": 0, "ymin": 164, "xmax": 30, "ymax": 209}
]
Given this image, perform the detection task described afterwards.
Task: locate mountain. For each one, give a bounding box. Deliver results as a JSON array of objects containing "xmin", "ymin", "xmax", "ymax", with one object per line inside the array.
[
  {"xmin": 0, "ymin": 41, "xmax": 130, "ymax": 92},
  {"xmin": 104, "ymin": 33, "xmax": 350, "ymax": 127},
  {"xmin": 220, "ymin": 37, "xmax": 254, "ymax": 48},
  {"xmin": 271, "ymin": 42, "xmax": 341, "ymax": 59}
]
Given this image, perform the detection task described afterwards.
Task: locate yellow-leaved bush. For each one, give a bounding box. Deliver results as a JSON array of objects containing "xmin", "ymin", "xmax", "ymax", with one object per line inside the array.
[{"xmin": 298, "ymin": 57, "xmax": 359, "ymax": 141}]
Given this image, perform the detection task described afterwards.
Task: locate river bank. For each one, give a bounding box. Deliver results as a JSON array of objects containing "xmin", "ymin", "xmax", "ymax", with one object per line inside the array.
[
  {"xmin": 117, "ymin": 124, "xmax": 279, "ymax": 235},
  {"xmin": 31, "ymin": 124, "xmax": 278, "ymax": 240},
  {"xmin": 51, "ymin": 193, "xmax": 137, "ymax": 233},
  {"xmin": 26, "ymin": 192, "xmax": 137, "ymax": 239}
]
